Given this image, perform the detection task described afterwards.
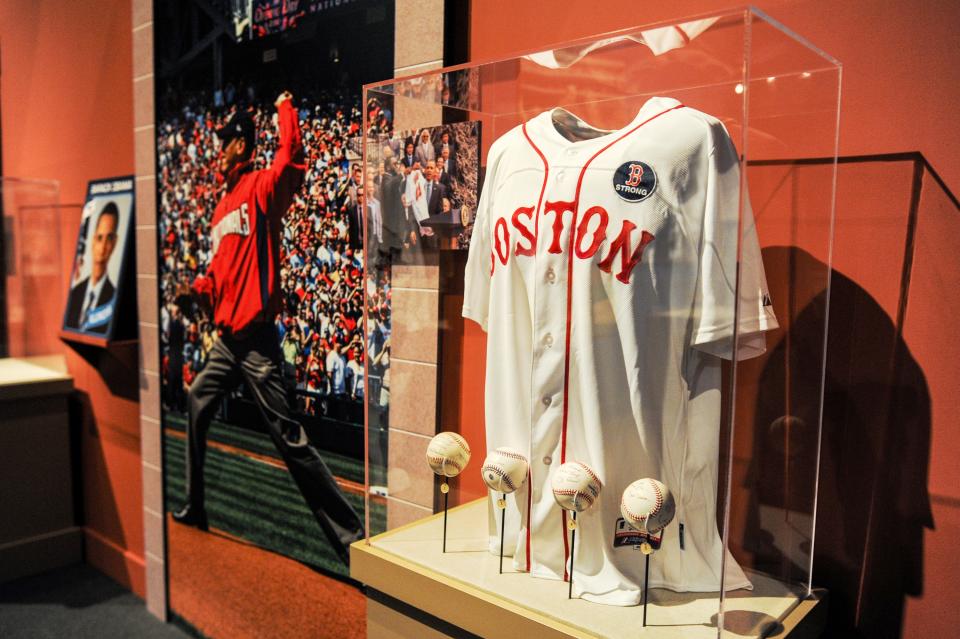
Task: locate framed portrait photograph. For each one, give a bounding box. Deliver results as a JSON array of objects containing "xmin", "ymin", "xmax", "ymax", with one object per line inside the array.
[{"xmin": 61, "ymin": 176, "xmax": 135, "ymax": 343}]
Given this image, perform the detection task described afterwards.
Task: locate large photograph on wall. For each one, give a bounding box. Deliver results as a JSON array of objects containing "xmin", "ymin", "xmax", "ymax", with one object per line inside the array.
[{"xmin": 155, "ymin": 1, "xmax": 394, "ymax": 634}]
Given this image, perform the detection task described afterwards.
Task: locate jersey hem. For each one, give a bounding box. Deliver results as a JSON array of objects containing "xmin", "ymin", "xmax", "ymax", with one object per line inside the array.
[
  {"xmin": 461, "ymin": 306, "xmax": 488, "ymax": 332},
  {"xmin": 525, "ymin": 568, "xmax": 754, "ymax": 605}
]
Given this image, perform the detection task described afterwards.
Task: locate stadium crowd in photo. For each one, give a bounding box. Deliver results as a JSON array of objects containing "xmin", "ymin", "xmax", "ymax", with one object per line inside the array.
[
  {"xmin": 158, "ymin": 88, "xmax": 374, "ymax": 417},
  {"xmin": 157, "ymin": 85, "xmax": 477, "ymax": 424}
]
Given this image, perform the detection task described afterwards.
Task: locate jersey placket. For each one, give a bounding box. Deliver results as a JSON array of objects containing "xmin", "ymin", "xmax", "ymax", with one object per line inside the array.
[
  {"xmin": 524, "ymin": 104, "xmax": 686, "ymax": 582},
  {"xmin": 528, "ymin": 142, "xmax": 581, "ymax": 579}
]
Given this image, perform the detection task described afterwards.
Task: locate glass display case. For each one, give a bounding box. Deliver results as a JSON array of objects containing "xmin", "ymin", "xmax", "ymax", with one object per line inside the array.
[
  {"xmin": 1, "ymin": 178, "xmax": 63, "ymax": 358},
  {"xmin": 358, "ymin": 7, "xmax": 840, "ymax": 636}
]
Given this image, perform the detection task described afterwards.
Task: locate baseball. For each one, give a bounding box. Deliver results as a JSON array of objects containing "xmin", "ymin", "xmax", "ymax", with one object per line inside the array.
[
  {"xmin": 481, "ymin": 447, "xmax": 529, "ymax": 494},
  {"xmin": 425, "ymin": 432, "xmax": 471, "ymax": 478},
  {"xmin": 551, "ymin": 461, "xmax": 603, "ymax": 513},
  {"xmin": 620, "ymin": 478, "xmax": 676, "ymax": 534}
]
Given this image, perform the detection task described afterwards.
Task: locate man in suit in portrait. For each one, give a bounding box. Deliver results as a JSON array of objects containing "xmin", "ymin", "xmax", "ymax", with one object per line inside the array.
[
  {"xmin": 424, "ymin": 160, "xmax": 449, "ymax": 219},
  {"xmin": 379, "ymin": 156, "xmax": 406, "ymax": 256},
  {"xmin": 436, "ymin": 146, "xmax": 457, "ymax": 188},
  {"xmin": 414, "ymin": 129, "xmax": 436, "ymax": 167},
  {"xmin": 400, "ymin": 139, "xmax": 417, "ymax": 170},
  {"xmin": 64, "ymin": 201, "xmax": 120, "ymax": 333},
  {"xmin": 435, "ymin": 130, "xmax": 456, "ymax": 159}
]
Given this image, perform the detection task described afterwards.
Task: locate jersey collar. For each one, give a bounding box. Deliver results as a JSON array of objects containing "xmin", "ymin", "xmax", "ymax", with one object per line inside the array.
[
  {"xmin": 529, "ymin": 96, "xmax": 682, "ymax": 150},
  {"xmin": 225, "ymin": 159, "xmax": 254, "ymax": 190}
]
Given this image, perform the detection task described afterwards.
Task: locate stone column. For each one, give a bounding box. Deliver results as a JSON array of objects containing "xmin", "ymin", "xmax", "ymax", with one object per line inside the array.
[
  {"xmin": 131, "ymin": 0, "xmax": 166, "ymax": 620},
  {"xmin": 383, "ymin": 0, "xmax": 447, "ymax": 529}
]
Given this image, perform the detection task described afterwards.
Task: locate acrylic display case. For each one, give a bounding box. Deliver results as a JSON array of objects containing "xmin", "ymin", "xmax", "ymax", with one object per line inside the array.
[
  {"xmin": 1, "ymin": 178, "xmax": 64, "ymax": 358},
  {"xmin": 356, "ymin": 7, "xmax": 840, "ymax": 637},
  {"xmin": 0, "ymin": 177, "xmax": 76, "ymax": 582}
]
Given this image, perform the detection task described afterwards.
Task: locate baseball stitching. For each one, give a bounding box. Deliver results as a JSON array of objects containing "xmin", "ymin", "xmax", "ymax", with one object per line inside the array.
[
  {"xmin": 495, "ymin": 449, "xmax": 528, "ymax": 463},
  {"xmin": 483, "ymin": 464, "xmax": 516, "ymax": 491},
  {"xmin": 621, "ymin": 480, "xmax": 665, "ymax": 532},
  {"xmin": 448, "ymin": 433, "xmax": 471, "ymax": 455},
  {"xmin": 621, "ymin": 505, "xmax": 656, "ymax": 534},
  {"xmin": 621, "ymin": 502, "xmax": 646, "ymax": 524},
  {"xmin": 553, "ymin": 488, "xmax": 594, "ymax": 509},
  {"xmin": 647, "ymin": 479, "xmax": 663, "ymax": 517},
  {"xmin": 427, "ymin": 454, "xmax": 462, "ymax": 473},
  {"xmin": 575, "ymin": 462, "xmax": 603, "ymax": 490}
]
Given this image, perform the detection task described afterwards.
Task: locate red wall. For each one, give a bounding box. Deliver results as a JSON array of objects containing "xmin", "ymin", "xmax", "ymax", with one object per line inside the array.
[
  {"xmin": 0, "ymin": 0, "xmax": 143, "ymax": 595},
  {"xmin": 471, "ymin": 0, "xmax": 960, "ymax": 192},
  {"xmin": 470, "ymin": 1, "xmax": 959, "ymax": 636}
]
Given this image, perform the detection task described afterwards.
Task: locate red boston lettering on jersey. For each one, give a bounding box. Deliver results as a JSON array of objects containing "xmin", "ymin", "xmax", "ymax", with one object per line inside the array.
[
  {"xmin": 574, "ymin": 206, "xmax": 608, "ymax": 259},
  {"xmin": 511, "ymin": 206, "xmax": 537, "ymax": 257},
  {"xmin": 492, "ymin": 201, "xmax": 654, "ymax": 283},
  {"xmin": 543, "ymin": 200, "xmax": 575, "ymax": 254},
  {"xmin": 494, "ymin": 217, "xmax": 510, "ymax": 265},
  {"xmin": 597, "ymin": 221, "xmax": 655, "ymax": 284}
]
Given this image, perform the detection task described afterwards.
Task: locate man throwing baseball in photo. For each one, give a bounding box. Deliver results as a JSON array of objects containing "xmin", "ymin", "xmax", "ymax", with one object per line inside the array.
[{"xmin": 172, "ymin": 91, "xmax": 364, "ymax": 565}]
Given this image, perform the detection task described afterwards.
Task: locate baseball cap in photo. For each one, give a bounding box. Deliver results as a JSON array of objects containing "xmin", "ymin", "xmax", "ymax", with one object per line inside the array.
[{"xmin": 219, "ymin": 111, "xmax": 255, "ymax": 148}]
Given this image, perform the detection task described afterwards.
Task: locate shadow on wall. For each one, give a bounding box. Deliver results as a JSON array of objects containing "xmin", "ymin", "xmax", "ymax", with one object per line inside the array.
[
  {"xmin": 729, "ymin": 151, "xmax": 960, "ymax": 638},
  {"xmin": 65, "ymin": 340, "xmax": 142, "ymax": 589},
  {"xmin": 748, "ymin": 246, "xmax": 932, "ymax": 638}
]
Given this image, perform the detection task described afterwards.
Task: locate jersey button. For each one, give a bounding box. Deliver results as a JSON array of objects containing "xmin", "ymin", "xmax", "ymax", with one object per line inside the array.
[
  {"xmin": 543, "ymin": 333, "xmax": 554, "ymax": 347},
  {"xmin": 545, "ymin": 268, "xmax": 556, "ymax": 283},
  {"xmin": 542, "ymin": 456, "xmax": 552, "ymax": 465},
  {"xmin": 555, "ymin": 170, "xmax": 565, "ymax": 182},
  {"xmin": 542, "ymin": 396, "xmax": 552, "ymax": 407}
]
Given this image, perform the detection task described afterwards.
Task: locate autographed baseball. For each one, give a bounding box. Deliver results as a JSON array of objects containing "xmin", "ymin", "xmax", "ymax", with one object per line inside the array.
[
  {"xmin": 481, "ymin": 447, "xmax": 529, "ymax": 494},
  {"xmin": 551, "ymin": 461, "xmax": 603, "ymax": 513},
  {"xmin": 425, "ymin": 432, "xmax": 471, "ymax": 478},
  {"xmin": 620, "ymin": 478, "xmax": 676, "ymax": 534}
]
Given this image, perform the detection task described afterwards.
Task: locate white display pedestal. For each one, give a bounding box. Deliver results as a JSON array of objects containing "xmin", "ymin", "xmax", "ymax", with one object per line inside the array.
[
  {"xmin": 0, "ymin": 355, "xmax": 80, "ymax": 583},
  {"xmin": 351, "ymin": 499, "xmax": 826, "ymax": 638}
]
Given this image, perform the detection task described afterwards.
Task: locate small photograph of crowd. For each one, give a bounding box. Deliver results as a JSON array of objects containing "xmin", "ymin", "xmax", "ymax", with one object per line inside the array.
[
  {"xmin": 62, "ymin": 177, "xmax": 134, "ymax": 340},
  {"xmin": 363, "ymin": 108, "xmax": 480, "ymax": 266},
  {"xmin": 360, "ymin": 110, "xmax": 481, "ymax": 520}
]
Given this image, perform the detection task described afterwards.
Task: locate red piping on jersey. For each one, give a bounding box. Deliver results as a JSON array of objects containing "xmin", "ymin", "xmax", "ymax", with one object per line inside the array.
[
  {"xmin": 522, "ymin": 122, "xmax": 550, "ymax": 244},
  {"xmin": 526, "ymin": 468, "xmax": 533, "ymax": 572},
  {"xmin": 559, "ymin": 104, "xmax": 685, "ymax": 464},
  {"xmin": 673, "ymin": 25, "xmax": 691, "ymax": 45},
  {"xmin": 521, "ymin": 121, "xmax": 550, "ymax": 574},
  {"xmin": 558, "ymin": 104, "xmax": 685, "ymax": 576},
  {"xmin": 517, "ymin": 104, "xmax": 684, "ymax": 580}
]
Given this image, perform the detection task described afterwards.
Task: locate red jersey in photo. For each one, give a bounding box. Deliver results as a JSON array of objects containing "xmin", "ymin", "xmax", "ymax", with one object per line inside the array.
[{"xmin": 192, "ymin": 100, "xmax": 305, "ymax": 334}]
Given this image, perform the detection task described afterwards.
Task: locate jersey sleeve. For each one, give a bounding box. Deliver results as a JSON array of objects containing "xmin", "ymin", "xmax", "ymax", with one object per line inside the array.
[
  {"xmin": 462, "ymin": 144, "xmax": 501, "ymax": 332},
  {"xmin": 690, "ymin": 121, "xmax": 778, "ymax": 360},
  {"xmin": 190, "ymin": 273, "xmax": 216, "ymax": 309},
  {"xmin": 259, "ymin": 99, "xmax": 306, "ymax": 219}
]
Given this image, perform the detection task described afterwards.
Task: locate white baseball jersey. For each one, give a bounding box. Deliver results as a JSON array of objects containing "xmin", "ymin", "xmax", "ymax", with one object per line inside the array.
[
  {"xmin": 462, "ymin": 97, "xmax": 777, "ymax": 605},
  {"xmin": 404, "ymin": 169, "xmax": 429, "ymax": 225}
]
